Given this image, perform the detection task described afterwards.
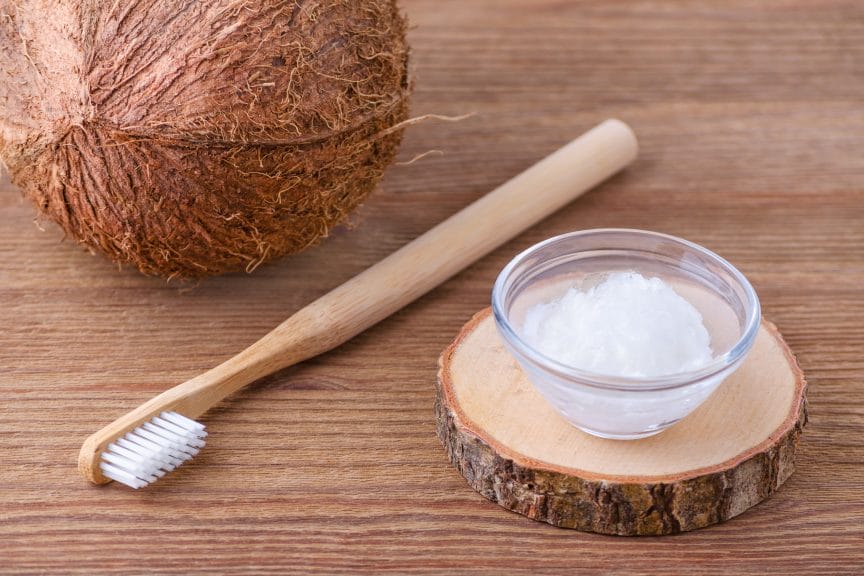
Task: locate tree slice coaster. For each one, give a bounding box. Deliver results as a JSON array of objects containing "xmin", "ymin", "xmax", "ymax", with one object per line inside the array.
[{"xmin": 435, "ymin": 308, "xmax": 807, "ymax": 536}]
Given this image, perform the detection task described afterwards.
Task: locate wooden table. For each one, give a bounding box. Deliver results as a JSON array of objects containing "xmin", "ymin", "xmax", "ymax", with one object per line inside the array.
[{"xmin": 2, "ymin": 1, "xmax": 862, "ymax": 573}]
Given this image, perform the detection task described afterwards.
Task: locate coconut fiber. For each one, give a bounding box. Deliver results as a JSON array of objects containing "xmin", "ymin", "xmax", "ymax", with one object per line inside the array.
[{"xmin": 0, "ymin": 0, "xmax": 411, "ymax": 277}]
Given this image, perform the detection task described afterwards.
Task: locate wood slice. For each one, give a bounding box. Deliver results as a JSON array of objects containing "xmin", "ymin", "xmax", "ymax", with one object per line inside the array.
[{"xmin": 435, "ymin": 308, "xmax": 807, "ymax": 536}]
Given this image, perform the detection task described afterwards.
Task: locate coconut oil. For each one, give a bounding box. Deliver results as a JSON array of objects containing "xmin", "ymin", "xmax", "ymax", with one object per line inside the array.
[{"xmin": 520, "ymin": 271, "xmax": 714, "ymax": 378}]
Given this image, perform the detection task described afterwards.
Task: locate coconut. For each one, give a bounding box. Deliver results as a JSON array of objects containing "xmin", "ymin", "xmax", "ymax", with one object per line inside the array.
[{"xmin": 0, "ymin": 0, "xmax": 410, "ymax": 277}]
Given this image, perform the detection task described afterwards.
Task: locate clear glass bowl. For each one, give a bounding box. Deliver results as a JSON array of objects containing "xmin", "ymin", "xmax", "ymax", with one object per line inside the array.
[{"xmin": 491, "ymin": 229, "xmax": 761, "ymax": 440}]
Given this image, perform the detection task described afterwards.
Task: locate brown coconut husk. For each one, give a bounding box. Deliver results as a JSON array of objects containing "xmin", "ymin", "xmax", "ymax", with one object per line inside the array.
[{"xmin": 0, "ymin": 0, "xmax": 411, "ymax": 277}]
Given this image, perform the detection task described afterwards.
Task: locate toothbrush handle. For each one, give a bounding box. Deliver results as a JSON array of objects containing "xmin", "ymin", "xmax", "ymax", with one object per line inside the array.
[{"xmin": 81, "ymin": 119, "xmax": 637, "ymax": 483}]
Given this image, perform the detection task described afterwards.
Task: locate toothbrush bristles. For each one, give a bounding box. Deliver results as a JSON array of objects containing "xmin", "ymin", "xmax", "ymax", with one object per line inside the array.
[{"xmin": 99, "ymin": 411, "xmax": 207, "ymax": 489}]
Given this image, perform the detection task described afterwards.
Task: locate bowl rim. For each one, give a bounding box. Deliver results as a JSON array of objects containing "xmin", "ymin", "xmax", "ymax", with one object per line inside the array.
[{"xmin": 491, "ymin": 228, "xmax": 762, "ymax": 391}]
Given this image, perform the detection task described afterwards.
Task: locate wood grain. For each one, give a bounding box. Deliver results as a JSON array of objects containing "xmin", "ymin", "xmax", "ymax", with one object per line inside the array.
[{"xmin": 1, "ymin": 0, "xmax": 862, "ymax": 573}]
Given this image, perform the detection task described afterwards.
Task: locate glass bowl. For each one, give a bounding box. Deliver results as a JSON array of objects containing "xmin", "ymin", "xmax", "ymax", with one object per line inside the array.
[{"xmin": 491, "ymin": 229, "xmax": 761, "ymax": 440}]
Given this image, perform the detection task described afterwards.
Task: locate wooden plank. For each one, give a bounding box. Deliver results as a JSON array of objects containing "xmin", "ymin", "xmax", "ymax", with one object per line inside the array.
[{"xmin": 1, "ymin": 0, "xmax": 862, "ymax": 573}]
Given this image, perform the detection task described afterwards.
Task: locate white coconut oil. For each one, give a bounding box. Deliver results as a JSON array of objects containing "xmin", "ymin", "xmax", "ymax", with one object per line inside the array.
[{"xmin": 520, "ymin": 271, "xmax": 715, "ymax": 378}]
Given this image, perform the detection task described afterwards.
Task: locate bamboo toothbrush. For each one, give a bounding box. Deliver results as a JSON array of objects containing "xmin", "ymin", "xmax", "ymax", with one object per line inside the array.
[{"xmin": 79, "ymin": 119, "xmax": 638, "ymax": 488}]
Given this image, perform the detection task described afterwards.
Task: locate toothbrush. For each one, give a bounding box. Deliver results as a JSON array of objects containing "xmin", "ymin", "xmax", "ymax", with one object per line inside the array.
[{"xmin": 79, "ymin": 119, "xmax": 638, "ymax": 488}]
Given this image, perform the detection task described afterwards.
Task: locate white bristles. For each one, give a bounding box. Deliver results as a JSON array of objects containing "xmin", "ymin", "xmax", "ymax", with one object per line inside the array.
[{"xmin": 99, "ymin": 411, "xmax": 207, "ymax": 489}]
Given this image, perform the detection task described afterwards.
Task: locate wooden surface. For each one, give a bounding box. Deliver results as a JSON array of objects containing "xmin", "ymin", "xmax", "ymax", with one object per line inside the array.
[
  {"xmin": 1, "ymin": 0, "xmax": 862, "ymax": 573},
  {"xmin": 436, "ymin": 309, "xmax": 807, "ymax": 535}
]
